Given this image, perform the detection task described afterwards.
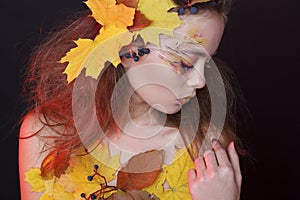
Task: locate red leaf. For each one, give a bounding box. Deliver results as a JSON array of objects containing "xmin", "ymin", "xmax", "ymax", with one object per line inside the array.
[{"xmin": 128, "ymin": 11, "xmax": 153, "ymax": 31}]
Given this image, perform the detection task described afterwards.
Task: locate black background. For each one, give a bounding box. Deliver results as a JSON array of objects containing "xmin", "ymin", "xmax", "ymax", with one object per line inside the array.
[{"xmin": 0, "ymin": 0, "xmax": 299, "ymax": 199}]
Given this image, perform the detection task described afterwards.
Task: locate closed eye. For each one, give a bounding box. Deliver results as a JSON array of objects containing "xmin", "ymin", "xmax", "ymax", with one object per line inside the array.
[{"xmin": 180, "ymin": 60, "xmax": 194, "ymax": 71}]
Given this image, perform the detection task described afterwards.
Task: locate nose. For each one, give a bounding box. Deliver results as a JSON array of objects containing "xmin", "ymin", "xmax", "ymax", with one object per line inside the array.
[{"xmin": 186, "ymin": 66, "xmax": 206, "ymax": 89}]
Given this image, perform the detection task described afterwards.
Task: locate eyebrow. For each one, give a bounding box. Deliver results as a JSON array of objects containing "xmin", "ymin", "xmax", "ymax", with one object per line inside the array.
[
  {"xmin": 165, "ymin": 44, "xmax": 215, "ymax": 58},
  {"xmin": 165, "ymin": 46, "xmax": 200, "ymax": 55},
  {"xmin": 181, "ymin": 49, "xmax": 208, "ymax": 57}
]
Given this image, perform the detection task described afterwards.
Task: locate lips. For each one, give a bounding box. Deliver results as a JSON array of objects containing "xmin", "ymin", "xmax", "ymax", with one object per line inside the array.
[{"xmin": 176, "ymin": 96, "xmax": 194, "ymax": 105}]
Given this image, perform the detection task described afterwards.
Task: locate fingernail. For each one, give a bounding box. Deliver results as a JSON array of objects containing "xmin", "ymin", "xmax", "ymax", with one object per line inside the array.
[
  {"xmin": 211, "ymin": 138, "xmax": 219, "ymax": 145},
  {"xmin": 230, "ymin": 141, "xmax": 236, "ymax": 152},
  {"xmin": 204, "ymin": 149, "xmax": 212, "ymax": 157}
]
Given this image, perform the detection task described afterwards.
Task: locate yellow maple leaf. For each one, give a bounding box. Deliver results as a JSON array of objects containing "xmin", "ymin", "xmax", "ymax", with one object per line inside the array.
[
  {"xmin": 25, "ymin": 144, "xmax": 121, "ymax": 200},
  {"xmin": 60, "ymin": 38, "xmax": 96, "ymax": 83},
  {"xmin": 144, "ymin": 148, "xmax": 194, "ymax": 200},
  {"xmin": 60, "ymin": 0, "xmax": 135, "ymax": 83},
  {"xmin": 58, "ymin": 144, "xmax": 120, "ymax": 199},
  {"xmin": 134, "ymin": 0, "xmax": 182, "ymax": 46},
  {"xmin": 81, "ymin": 27, "xmax": 133, "ymax": 79},
  {"xmin": 42, "ymin": 179, "xmax": 75, "ymax": 200},
  {"xmin": 25, "ymin": 168, "xmax": 75, "ymax": 200},
  {"xmin": 61, "ymin": 26, "xmax": 133, "ymax": 83},
  {"xmin": 40, "ymin": 194, "xmax": 55, "ymax": 200},
  {"xmin": 88, "ymin": 142, "xmax": 121, "ymax": 172},
  {"xmin": 25, "ymin": 168, "xmax": 46, "ymax": 192},
  {"xmin": 85, "ymin": 0, "xmax": 135, "ymax": 28}
]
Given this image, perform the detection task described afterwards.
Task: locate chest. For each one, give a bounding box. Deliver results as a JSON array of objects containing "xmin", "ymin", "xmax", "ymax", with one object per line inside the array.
[{"xmin": 106, "ymin": 126, "xmax": 185, "ymax": 165}]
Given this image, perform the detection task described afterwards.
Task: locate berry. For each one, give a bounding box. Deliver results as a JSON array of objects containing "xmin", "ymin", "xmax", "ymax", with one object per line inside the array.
[
  {"xmin": 87, "ymin": 175, "xmax": 93, "ymax": 181},
  {"xmin": 91, "ymin": 194, "xmax": 97, "ymax": 199},
  {"xmin": 94, "ymin": 164, "xmax": 99, "ymax": 170},
  {"xmin": 209, "ymin": 1, "xmax": 217, "ymax": 6},
  {"xmin": 133, "ymin": 56, "xmax": 139, "ymax": 62},
  {"xmin": 178, "ymin": 7, "xmax": 185, "ymax": 15},
  {"xmin": 190, "ymin": 6, "xmax": 197, "ymax": 14},
  {"xmin": 143, "ymin": 48, "xmax": 150, "ymax": 54},
  {"xmin": 138, "ymin": 51, "xmax": 144, "ymax": 56},
  {"xmin": 125, "ymin": 52, "xmax": 131, "ymax": 59},
  {"xmin": 81, "ymin": 193, "xmax": 86, "ymax": 198}
]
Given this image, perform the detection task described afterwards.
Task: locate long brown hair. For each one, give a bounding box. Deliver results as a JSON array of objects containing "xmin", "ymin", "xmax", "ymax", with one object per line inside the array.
[{"xmin": 19, "ymin": 0, "xmax": 248, "ymax": 179}]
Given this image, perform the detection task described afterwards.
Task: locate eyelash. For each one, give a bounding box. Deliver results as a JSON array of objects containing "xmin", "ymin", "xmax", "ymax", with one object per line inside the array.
[{"xmin": 180, "ymin": 60, "xmax": 194, "ymax": 71}]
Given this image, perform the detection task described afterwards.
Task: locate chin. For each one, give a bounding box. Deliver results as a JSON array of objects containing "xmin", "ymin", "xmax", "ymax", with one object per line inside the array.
[{"xmin": 152, "ymin": 104, "xmax": 182, "ymax": 114}]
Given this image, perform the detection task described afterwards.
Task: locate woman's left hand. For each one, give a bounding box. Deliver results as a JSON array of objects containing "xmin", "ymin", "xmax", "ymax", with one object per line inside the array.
[{"xmin": 188, "ymin": 140, "xmax": 242, "ymax": 200}]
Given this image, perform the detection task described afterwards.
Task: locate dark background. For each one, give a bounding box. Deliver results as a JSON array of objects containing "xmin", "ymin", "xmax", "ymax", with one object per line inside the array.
[{"xmin": 0, "ymin": 0, "xmax": 299, "ymax": 199}]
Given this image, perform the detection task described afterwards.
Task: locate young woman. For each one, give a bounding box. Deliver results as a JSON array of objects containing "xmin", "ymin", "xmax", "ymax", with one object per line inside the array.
[{"xmin": 18, "ymin": 0, "xmax": 247, "ymax": 199}]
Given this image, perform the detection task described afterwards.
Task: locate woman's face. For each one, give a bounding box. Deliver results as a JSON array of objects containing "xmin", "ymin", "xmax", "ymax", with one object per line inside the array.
[{"xmin": 122, "ymin": 11, "xmax": 225, "ymax": 114}]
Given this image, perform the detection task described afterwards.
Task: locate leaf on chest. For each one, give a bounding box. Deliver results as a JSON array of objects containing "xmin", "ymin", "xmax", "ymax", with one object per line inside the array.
[
  {"xmin": 117, "ymin": 150, "xmax": 163, "ymax": 190},
  {"xmin": 107, "ymin": 190, "xmax": 160, "ymax": 200}
]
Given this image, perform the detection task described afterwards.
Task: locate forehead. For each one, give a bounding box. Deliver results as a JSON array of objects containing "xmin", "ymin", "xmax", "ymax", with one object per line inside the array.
[
  {"xmin": 173, "ymin": 11, "xmax": 225, "ymax": 55},
  {"xmin": 159, "ymin": 34, "xmax": 209, "ymax": 59}
]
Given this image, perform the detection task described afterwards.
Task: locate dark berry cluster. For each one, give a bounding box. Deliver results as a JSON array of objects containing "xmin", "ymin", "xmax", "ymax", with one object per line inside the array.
[
  {"xmin": 80, "ymin": 164, "xmax": 118, "ymax": 200},
  {"xmin": 121, "ymin": 47, "xmax": 150, "ymax": 62},
  {"xmin": 177, "ymin": 0, "xmax": 218, "ymax": 15}
]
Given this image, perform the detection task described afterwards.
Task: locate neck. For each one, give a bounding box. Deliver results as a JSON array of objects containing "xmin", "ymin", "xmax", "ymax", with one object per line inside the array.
[
  {"xmin": 129, "ymin": 93, "xmax": 162, "ymax": 127},
  {"xmin": 113, "ymin": 92, "xmax": 167, "ymax": 139},
  {"xmin": 110, "ymin": 92, "xmax": 179, "ymax": 151}
]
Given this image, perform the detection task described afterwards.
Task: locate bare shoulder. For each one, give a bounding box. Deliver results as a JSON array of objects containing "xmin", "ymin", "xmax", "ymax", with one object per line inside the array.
[
  {"xmin": 19, "ymin": 110, "xmax": 50, "ymax": 165},
  {"xmin": 19, "ymin": 110, "xmax": 45, "ymax": 138},
  {"xmin": 18, "ymin": 110, "xmax": 50, "ymax": 200}
]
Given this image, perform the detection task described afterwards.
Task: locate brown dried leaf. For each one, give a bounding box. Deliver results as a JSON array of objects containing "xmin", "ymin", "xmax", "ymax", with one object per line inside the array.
[
  {"xmin": 107, "ymin": 190, "xmax": 160, "ymax": 200},
  {"xmin": 117, "ymin": 150, "xmax": 163, "ymax": 190},
  {"xmin": 116, "ymin": 0, "xmax": 138, "ymax": 8},
  {"xmin": 128, "ymin": 11, "xmax": 153, "ymax": 31}
]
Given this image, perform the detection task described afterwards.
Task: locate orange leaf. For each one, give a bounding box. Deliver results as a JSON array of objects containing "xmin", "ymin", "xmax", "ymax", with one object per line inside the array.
[
  {"xmin": 41, "ymin": 149, "xmax": 70, "ymax": 179},
  {"xmin": 116, "ymin": 0, "xmax": 138, "ymax": 8},
  {"xmin": 117, "ymin": 150, "xmax": 163, "ymax": 190},
  {"xmin": 128, "ymin": 11, "xmax": 153, "ymax": 31},
  {"xmin": 85, "ymin": 0, "xmax": 135, "ymax": 28}
]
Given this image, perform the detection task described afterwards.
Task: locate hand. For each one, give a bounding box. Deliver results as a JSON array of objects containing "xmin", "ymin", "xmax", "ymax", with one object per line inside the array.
[{"xmin": 188, "ymin": 140, "xmax": 242, "ymax": 200}]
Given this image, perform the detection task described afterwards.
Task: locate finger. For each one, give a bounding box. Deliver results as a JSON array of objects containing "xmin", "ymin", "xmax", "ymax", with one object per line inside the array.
[
  {"xmin": 212, "ymin": 139, "xmax": 231, "ymax": 167},
  {"xmin": 194, "ymin": 157, "xmax": 206, "ymax": 177},
  {"xmin": 228, "ymin": 141, "xmax": 242, "ymax": 184},
  {"xmin": 188, "ymin": 169, "xmax": 197, "ymax": 182},
  {"xmin": 203, "ymin": 149, "xmax": 218, "ymax": 172}
]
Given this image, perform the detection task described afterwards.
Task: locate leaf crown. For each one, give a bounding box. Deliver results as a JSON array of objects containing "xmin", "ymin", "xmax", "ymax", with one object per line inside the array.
[{"xmin": 60, "ymin": 0, "xmax": 216, "ymax": 83}]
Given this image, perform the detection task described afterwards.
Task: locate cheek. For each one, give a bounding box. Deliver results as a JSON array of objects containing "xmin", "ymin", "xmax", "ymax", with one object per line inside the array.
[
  {"xmin": 126, "ymin": 62, "xmax": 187, "ymax": 95},
  {"xmin": 202, "ymin": 19, "xmax": 225, "ymax": 54},
  {"xmin": 158, "ymin": 53, "xmax": 182, "ymax": 74},
  {"xmin": 177, "ymin": 13, "xmax": 225, "ymax": 55},
  {"xmin": 136, "ymin": 85, "xmax": 176, "ymax": 103},
  {"xmin": 136, "ymin": 85, "xmax": 181, "ymax": 114},
  {"xmin": 203, "ymin": 27, "xmax": 224, "ymax": 55}
]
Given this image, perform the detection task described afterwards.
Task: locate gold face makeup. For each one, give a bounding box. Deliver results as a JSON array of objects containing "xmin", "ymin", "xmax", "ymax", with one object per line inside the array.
[
  {"xmin": 158, "ymin": 51, "xmax": 195, "ymax": 74},
  {"xmin": 157, "ymin": 39, "xmax": 211, "ymax": 75},
  {"xmin": 187, "ymin": 28, "xmax": 206, "ymax": 44}
]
